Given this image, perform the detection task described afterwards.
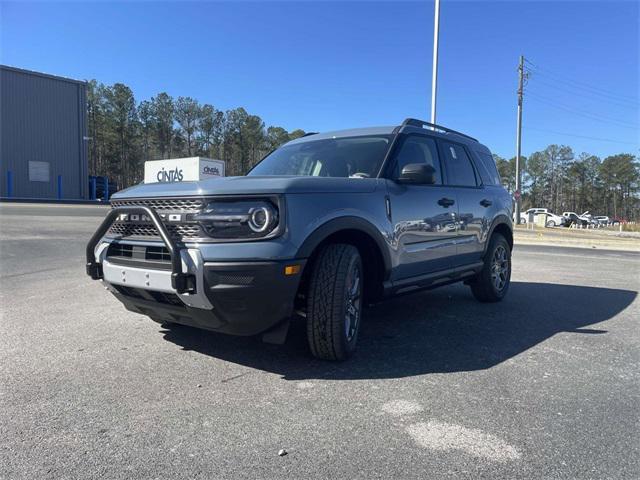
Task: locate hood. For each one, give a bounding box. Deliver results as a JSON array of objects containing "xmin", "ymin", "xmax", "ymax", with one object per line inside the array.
[{"xmin": 112, "ymin": 176, "xmax": 382, "ymax": 199}]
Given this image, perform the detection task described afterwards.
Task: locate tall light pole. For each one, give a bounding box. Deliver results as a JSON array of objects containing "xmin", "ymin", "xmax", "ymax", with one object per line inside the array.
[{"xmin": 431, "ymin": 0, "xmax": 441, "ymax": 124}]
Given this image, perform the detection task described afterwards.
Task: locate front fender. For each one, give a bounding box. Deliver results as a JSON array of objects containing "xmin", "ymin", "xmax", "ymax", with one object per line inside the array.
[{"xmin": 296, "ymin": 215, "xmax": 392, "ymax": 279}]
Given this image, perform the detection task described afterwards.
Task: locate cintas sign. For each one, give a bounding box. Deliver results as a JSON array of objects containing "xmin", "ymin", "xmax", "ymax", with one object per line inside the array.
[
  {"xmin": 156, "ymin": 167, "xmax": 184, "ymax": 182},
  {"xmin": 144, "ymin": 157, "xmax": 225, "ymax": 184}
]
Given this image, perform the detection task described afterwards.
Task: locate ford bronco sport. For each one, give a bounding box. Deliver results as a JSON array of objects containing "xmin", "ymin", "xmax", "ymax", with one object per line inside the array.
[{"xmin": 87, "ymin": 118, "xmax": 513, "ymax": 360}]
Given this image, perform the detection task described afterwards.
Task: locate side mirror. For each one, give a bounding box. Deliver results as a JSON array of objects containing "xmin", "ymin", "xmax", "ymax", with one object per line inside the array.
[{"xmin": 397, "ymin": 163, "xmax": 436, "ymax": 185}]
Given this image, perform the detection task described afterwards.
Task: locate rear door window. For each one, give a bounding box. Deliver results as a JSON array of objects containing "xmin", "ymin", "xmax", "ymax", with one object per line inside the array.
[
  {"xmin": 439, "ymin": 142, "xmax": 478, "ymax": 187},
  {"xmin": 476, "ymin": 152, "xmax": 501, "ymax": 185}
]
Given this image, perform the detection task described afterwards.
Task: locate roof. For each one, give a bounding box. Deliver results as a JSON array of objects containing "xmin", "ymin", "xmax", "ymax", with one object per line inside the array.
[
  {"xmin": 286, "ymin": 122, "xmax": 489, "ymax": 152},
  {"xmin": 0, "ymin": 64, "xmax": 87, "ymax": 86},
  {"xmin": 286, "ymin": 126, "xmax": 396, "ymax": 145}
]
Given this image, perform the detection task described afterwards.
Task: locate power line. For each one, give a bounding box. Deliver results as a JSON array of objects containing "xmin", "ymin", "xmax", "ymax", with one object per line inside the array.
[
  {"xmin": 525, "ymin": 75, "xmax": 638, "ymax": 110},
  {"xmin": 527, "ymin": 93, "xmax": 638, "ymax": 129},
  {"xmin": 526, "ymin": 67, "xmax": 640, "ymax": 106},
  {"xmin": 524, "ymin": 58, "xmax": 636, "ymax": 99},
  {"xmin": 527, "ymin": 91, "xmax": 638, "ymax": 127},
  {"xmin": 524, "ymin": 59, "xmax": 639, "ymax": 104},
  {"xmin": 523, "ymin": 126, "xmax": 639, "ymax": 146},
  {"xmin": 526, "ymin": 92, "xmax": 638, "ymax": 129}
]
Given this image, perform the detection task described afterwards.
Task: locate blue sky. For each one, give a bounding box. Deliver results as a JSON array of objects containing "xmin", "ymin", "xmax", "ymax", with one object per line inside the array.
[{"xmin": 2, "ymin": 0, "xmax": 638, "ymax": 159}]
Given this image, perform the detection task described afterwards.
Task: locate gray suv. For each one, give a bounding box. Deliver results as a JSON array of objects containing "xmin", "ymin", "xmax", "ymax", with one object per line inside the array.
[{"xmin": 87, "ymin": 118, "xmax": 513, "ymax": 360}]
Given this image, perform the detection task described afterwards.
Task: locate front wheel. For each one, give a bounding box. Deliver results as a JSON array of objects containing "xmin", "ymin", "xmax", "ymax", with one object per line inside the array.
[
  {"xmin": 469, "ymin": 233, "xmax": 511, "ymax": 303},
  {"xmin": 306, "ymin": 244, "xmax": 363, "ymax": 361},
  {"xmin": 546, "ymin": 220, "xmax": 556, "ymax": 227}
]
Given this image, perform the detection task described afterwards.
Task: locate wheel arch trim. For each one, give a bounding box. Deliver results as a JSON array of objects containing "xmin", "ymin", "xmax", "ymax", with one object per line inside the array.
[
  {"xmin": 296, "ymin": 216, "xmax": 392, "ymax": 280},
  {"xmin": 484, "ymin": 215, "xmax": 513, "ymax": 256}
]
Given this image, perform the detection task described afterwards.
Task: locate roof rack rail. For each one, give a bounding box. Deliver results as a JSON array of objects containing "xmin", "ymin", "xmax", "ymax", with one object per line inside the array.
[
  {"xmin": 400, "ymin": 118, "xmax": 478, "ymax": 142},
  {"xmin": 302, "ymin": 132, "xmax": 318, "ymax": 137}
]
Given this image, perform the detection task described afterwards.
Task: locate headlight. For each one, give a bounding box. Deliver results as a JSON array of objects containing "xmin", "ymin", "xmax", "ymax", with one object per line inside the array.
[
  {"xmin": 190, "ymin": 199, "xmax": 279, "ymax": 239},
  {"xmin": 248, "ymin": 206, "xmax": 274, "ymax": 233}
]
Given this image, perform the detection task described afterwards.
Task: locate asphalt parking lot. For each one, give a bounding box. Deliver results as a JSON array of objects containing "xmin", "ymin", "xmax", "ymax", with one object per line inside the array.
[{"xmin": 1, "ymin": 203, "xmax": 639, "ymax": 479}]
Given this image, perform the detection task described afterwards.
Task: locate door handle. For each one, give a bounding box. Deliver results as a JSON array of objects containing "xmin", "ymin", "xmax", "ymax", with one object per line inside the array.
[
  {"xmin": 480, "ymin": 199, "xmax": 492, "ymax": 207},
  {"xmin": 438, "ymin": 197, "xmax": 455, "ymax": 207}
]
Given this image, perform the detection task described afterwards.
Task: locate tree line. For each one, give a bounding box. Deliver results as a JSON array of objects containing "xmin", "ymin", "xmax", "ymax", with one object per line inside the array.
[
  {"xmin": 87, "ymin": 80, "xmax": 306, "ymax": 188},
  {"xmin": 495, "ymin": 147, "xmax": 639, "ymax": 220},
  {"xmin": 87, "ymin": 80, "xmax": 639, "ymax": 220}
]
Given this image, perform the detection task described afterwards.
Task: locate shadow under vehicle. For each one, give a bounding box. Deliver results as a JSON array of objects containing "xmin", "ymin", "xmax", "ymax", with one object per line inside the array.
[{"xmin": 161, "ymin": 281, "xmax": 636, "ymax": 380}]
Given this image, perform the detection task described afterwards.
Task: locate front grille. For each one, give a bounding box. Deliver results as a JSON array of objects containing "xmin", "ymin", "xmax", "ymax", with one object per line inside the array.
[
  {"xmin": 151, "ymin": 291, "xmax": 184, "ymax": 307},
  {"xmin": 107, "ymin": 197, "xmax": 207, "ymax": 241},
  {"xmin": 107, "ymin": 244, "xmax": 171, "ymax": 261},
  {"xmin": 114, "ymin": 285, "xmax": 145, "ymax": 299},
  {"xmin": 146, "ymin": 246, "xmax": 171, "ymax": 262},
  {"xmin": 113, "ymin": 285, "xmax": 184, "ymax": 307},
  {"xmin": 217, "ymin": 273, "xmax": 255, "ymax": 285},
  {"xmin": 106, "ymin": 244, "xmax": 172, "ymax": 270},
  {"xmin": 108, "ymin": 222, "xmax": 203, "ymax": 240},
  {"xmin": 108, "ymin": 243, "xmax": 133, "ymax": 258},
  {"xmin": 111, "ymin": 198, "xmax": 205, "ymax": 212}
]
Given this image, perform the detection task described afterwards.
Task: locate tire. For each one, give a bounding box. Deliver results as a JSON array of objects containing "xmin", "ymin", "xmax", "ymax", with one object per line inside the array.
[
  {"xmin": 546, "ymin": 220, "xmax": 556, "ymax": 227},
  {"xmin": 306, "ymin": 244, "xmax": 363, "ymax": 361},
  {"xmin": 469, "ymin": 233, "xmax": 511, "ymax": 303}
]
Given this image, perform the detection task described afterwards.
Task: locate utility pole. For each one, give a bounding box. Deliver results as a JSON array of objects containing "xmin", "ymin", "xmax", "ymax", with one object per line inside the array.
[
  {"xmin": 431, "ymin": 0, "xmax": 441, "ymax": 124},
  {"xmin": 515, "ymin": 55, "xmax": 524, "ymax": 224}
]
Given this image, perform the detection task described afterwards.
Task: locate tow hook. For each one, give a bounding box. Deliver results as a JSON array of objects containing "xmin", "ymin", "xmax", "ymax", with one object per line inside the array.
[
  {"xmin": 86, "ymin": 262, "xmax": 103, "ymax": 280},
  {"xmin": 172, "ymin": 272, "xmax": 197, "ymax": 294}
]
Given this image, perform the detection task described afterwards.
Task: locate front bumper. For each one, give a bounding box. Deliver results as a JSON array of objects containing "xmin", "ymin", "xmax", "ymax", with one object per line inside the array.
[
  {"xmin": 87, "ymin": 206, "xmax": 305, "ymax": 336},
  {"xmin": 108, "ymin": 258, "xmax": 305, "ymax": 335}
]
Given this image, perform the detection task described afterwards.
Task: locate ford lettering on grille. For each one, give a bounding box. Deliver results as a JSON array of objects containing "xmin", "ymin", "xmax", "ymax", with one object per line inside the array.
[
  {"xmin": 107, "ymin": 197, "xmax": 206, "ymax": 241},
  {"xmin": 117, "ymin": 213, "xmax": 184, "ymax": 223}
]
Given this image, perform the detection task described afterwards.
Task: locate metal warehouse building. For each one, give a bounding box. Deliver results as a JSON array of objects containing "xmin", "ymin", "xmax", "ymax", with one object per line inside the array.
[{"xmin": 0, "ymin": 65, "xmax": 88, "ymax": 200}]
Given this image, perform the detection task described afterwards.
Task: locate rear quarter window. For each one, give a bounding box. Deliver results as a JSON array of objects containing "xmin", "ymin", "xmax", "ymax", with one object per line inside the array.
[{"xmin": 475, "ymin": 151, "xmax": 501, "ymax": 186}]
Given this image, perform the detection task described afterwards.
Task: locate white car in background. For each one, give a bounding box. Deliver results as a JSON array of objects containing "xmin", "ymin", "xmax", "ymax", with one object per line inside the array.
[
  {"xmin": 523, "ymin": 208, "xmax": 566, "ymax": 227},
  {"xmin": 563, "ymin": 211, "xmax": 596, "ymax": 227},
  {"xmin": 578, "ymin": 211, "xmax": 601, "ymax": 227},
  {"xmin": 594, "ymin": 215, "xmax": 610, "ymax": 226}
]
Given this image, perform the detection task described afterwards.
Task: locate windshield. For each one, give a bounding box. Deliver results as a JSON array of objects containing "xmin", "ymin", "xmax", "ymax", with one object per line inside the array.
[{"xmin": 248, "ymin": 135, "xmax": 391, "ymax": 178}]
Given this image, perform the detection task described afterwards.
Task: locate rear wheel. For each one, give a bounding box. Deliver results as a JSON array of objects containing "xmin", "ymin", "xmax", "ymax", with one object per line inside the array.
[
  {"xmin": 469, "ymin": 233, "xmax": 511, "ymax": 303},
  {"xmin": 306, "ymin": 244, "xmax": 363, "ymax": 361}
]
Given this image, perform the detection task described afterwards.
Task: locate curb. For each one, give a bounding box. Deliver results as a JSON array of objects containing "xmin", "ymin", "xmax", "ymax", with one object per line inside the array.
[{"xmin": 514, "ymin": 238, "xmax": 640, "ymax": 253}]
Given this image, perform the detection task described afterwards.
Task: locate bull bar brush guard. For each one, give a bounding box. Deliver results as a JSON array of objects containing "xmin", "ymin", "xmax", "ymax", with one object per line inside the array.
[{"xmin": 85, "ymin": 206, "xmax": 197, "ymax": 294}]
